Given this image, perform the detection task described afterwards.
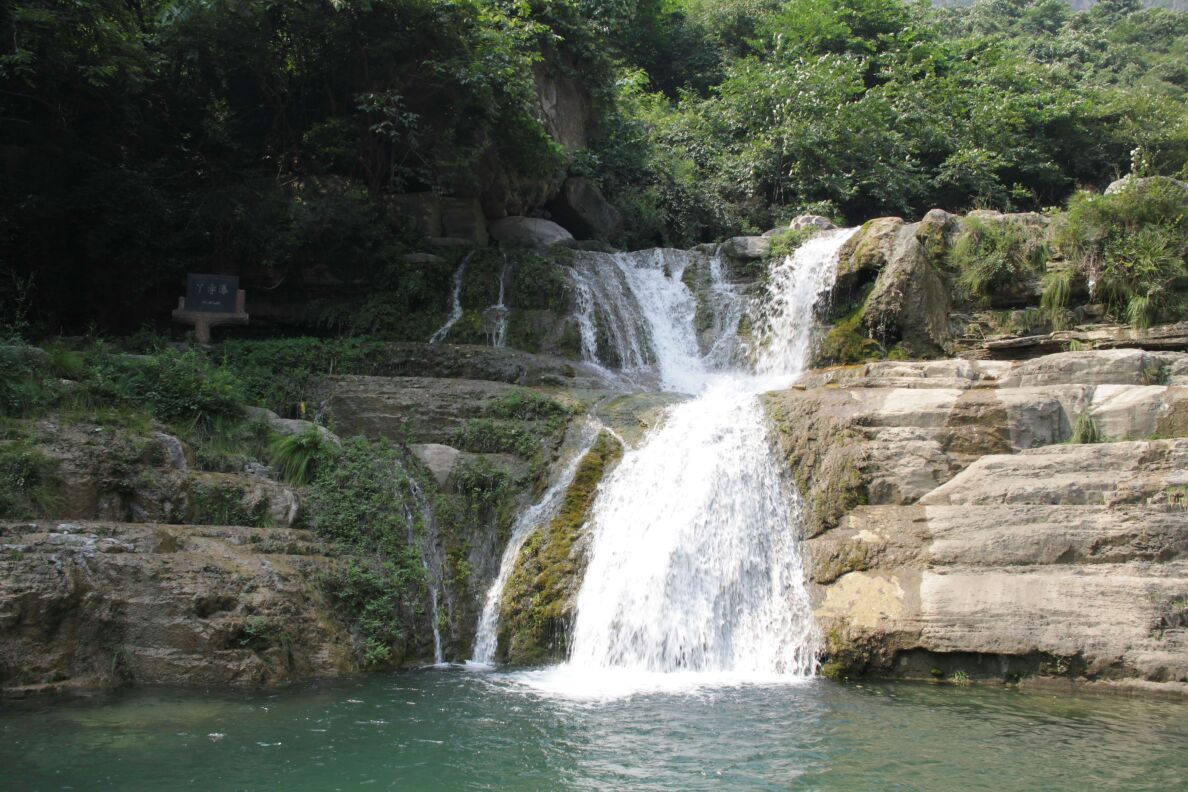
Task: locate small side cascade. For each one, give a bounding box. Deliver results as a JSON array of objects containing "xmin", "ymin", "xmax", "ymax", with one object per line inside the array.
[
  {"xmin": 701, "ymin": 245, "xmax": 746, "ymax": 370},
  {"xmin": 750, "ymin": 227, "xmax": 858, "ymax": 376},
  {"xmin": 398, "ymin": 462, "xmax": 445, "ymax": 665},
  {"xmin": 469, "ymin": 419, "xmax": 602, "ymax": 665},
  {"xmin": 428, "ymin": 253, "xmax": 472, "ymax": 345},
  {"xmin": 568, "ymin": 248, "xmax": 740, "ymax": 393},
  {"xmin": 568, "ymin": 253, "xmax": 653, "ymax": 374},
  {"xmin": 483, "ymin": 256, "xmax": 510, "ymax": 348}
]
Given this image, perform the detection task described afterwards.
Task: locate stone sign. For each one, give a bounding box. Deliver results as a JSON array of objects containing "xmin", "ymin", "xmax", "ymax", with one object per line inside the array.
[
  {"xmin": 185, "ymin": 274, "xmax": 239, "ymax": 313},
  {"xmin": 172, "ymin": 273, "xmax": 249, "ymax": 344}
]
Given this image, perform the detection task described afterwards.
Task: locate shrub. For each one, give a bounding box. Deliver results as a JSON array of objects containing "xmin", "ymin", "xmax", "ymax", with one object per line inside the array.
[
  {"xmin": 948, "ymin": 217, "xmax": 1048, "ymax": 302},
  {"xmin": 1040, "ymin": 268, "xmax": 1074, "ymax": 329},
  {"xmin": 187, "ymin": 480, "xmax": 267, "ymax": 526},
  {"xmin": 1053, "ymin": 181, "xmax": 1188, "ymax": 328},
  {"xmin": 452, "ymin": 419, "xmax": 536, "ymax": 458},
  {"xmin": 304, "ymin": 436, "xmax": 434, "ymax": 665},
  {"xmin": 766, "ymin": 227, "xmax": 819, "ymax": 260},
  {"xmin": 318, "ymin": 558, "xmax": 423, "ymax": 668},
  {"xmin": 487, "ymin": 389, "xmax": 568, "ymax": 421},
  {"xmin": 135, "ymin": 350, "xmax": 244, "ymax": 427},
  {"xmin": 0, "ymin": 346, "xmax": 52, "ymax": 418},
  {"xmin": 217, "ymin": 337, "xmax": 387, "ymax": 417},
  {"xmin": 0, "ymin": 441, "xmax": 59, "ymax": 517}
]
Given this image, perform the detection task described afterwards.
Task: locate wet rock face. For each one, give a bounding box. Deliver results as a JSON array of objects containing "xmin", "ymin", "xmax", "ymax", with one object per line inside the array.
[
  {"xmin": 764, "ymin": 350, "xmax": 1188, "ymax": 696},
  {"xmin": 0, "ymin": 521, "xmax": 354, "ymax": 692}
]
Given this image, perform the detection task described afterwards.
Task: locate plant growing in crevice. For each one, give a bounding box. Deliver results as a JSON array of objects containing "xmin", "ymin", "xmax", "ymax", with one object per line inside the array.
[
  {"xmin": 1069, "ymin": 411, "xmax": 1103, "ymax": 444},
  {"xmin": 1040, "ymin": 268, "xmax": 1074, "ymax": 329}
]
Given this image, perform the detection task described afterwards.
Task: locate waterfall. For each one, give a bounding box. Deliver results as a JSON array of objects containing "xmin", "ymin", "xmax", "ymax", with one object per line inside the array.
[
  {"xmin": 567, "ymin": 248, "xmax": 744, "ymax": 392},
  {"xmin": 566, "ymin": 381, "xmax": 818, "ymax": 676},
  {"xmin": 483, "ymin": 257, "xmax": 510, "ymax": 348},
  {"xmin": 469, "ymin": 420, "xmax": 602, "ymax": 665},
  {"xmin": 514, "ymin": 231, "xmax": 853, "ymax": 692},
  {"xmin": 398, "ymin": 461, "xmax": 445, "ymax": 665},
  {"xmin": 429, "ymin": 254, "xmax": 471, "ymax": 344},
  {"xmin": 752, "ymin": 228, "xmax": 858, "ymax": 375}
]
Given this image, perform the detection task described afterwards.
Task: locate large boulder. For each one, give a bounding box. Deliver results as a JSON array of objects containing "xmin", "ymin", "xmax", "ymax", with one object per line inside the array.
[
  {"xmin": 546, "ymin": 177, "xmax": 624, "ymax": 241},
  {"xmin": 490, "ymin": 216, "xmax": 574, "ymax": 247},
  {"xmin": 1104, "ymin": 175, "xmax": 1188, "ymax": 196},
  {"xmin": 856, "ymin": 220, "xmax": 953, "ymax": 357},
  {"xmin": 789, "ymin": 214, "xmax": 836, "ymax": 231},
  {"xmin": 722, "ymin": 235, "xmax": 771, "ymax": 261}
]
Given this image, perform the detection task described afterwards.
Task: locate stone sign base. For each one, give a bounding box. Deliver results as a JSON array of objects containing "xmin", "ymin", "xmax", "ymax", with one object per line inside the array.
[{"xmin": 172, "ymin": 290, "xmax": 249, "ymax": 344}]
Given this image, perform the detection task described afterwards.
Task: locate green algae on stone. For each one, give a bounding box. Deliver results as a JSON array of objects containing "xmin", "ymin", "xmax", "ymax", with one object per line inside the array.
[{"xmin": 495, "ymin": 430, "xmax": 623, "ymax": 665}]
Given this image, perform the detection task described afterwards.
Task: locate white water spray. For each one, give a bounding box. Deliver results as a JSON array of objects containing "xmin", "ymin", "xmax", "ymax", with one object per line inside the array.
[
  {"xmin": 484, "ymin": 257, "xmax": 510, "ymax": 348},
  {"xmin": 429, "ymin": 254, "xmax": 471, "ymax": 344},
  {"xmin": 752, "ymin": 228, "xmax": 858, "ymax": 375},
  {"xmin": 515, "ymin": 230, "xmax": 854, "ymax": 694},
  {"xmin": 399, "ymin": 464, "xmax": 445, "ymax": 665}
]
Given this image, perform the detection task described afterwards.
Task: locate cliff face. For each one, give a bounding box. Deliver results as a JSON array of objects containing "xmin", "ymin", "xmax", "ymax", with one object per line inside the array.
[
  {"xmin": 0, "ymin": 521, "xmax": 354, "ymax": 692},
  {"xmin": 763, "ymin": 350, "xmax": 1188, "ymax": 696}
]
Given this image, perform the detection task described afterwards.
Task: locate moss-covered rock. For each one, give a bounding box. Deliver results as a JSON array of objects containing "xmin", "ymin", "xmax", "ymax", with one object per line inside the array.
[{"xmin": 495, "ymin": 430, "xmax": 622, "ymax": 665}]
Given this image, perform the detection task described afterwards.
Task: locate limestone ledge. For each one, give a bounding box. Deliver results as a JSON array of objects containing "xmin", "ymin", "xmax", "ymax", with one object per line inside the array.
[
  {"xmin": 764, "ymin": 349, "xmax": 1188, "ymax": 695},
  {"xmin": 0, "ymin": 521, "xmax": 354, "ymax": 694}
]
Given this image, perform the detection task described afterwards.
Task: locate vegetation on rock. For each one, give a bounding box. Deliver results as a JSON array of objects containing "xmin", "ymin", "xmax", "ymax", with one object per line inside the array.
[{"xmin": 496, "ymin": 430, "xmax": 622, "ymax": 665}]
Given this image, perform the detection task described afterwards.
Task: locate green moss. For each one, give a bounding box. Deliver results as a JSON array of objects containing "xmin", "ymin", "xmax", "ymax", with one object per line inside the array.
[
  {"xmin": 818, "ymin": 627, "xmax": 872, "ymax": 680},
  {"xmin": 497, "ymin": 431, "xmax": 623, "ymax": 665},
  {"xmin": 816, "ymin": 540, "xmax": 876, "ymax": 585},
  {"xmin": 765, "ymin": 227, "xmax": 818, "ymax": 260}
]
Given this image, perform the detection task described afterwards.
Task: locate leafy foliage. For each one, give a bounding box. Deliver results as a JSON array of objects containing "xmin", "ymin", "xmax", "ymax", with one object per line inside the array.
[
  {"xmin": 0, "ymin": 439, "xmax": 58, "ymax": 517},
  {"xmin": 1053, "ymin": 180, "xmax": 1188, "ymax": 327},
  {"xmin": 947, "ymin": 217, "xmax": 1048, "ymax": 303},
  {"xmin": 304, "ymin": 436, "xmax": 431, "ymax": 666}
]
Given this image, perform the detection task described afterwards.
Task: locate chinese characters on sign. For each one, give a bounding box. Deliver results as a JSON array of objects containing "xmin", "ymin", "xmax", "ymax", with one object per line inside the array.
[
  {"xmin": 185, "ymin": 274, "xmax": 240, "ymax": 314},
  {"xmin": 173, "ymin": 273, "xmax": 249, "ymax": 343}
]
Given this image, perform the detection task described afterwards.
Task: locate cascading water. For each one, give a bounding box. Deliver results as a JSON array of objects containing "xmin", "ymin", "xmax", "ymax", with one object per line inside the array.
[
  {"xmin": 518, "ymin": 228, "xmax": 856, "ymax": 694},
  {"xmin": 483, "ymin": 257, "xmax": 510, "ymax": 348},
  {"xmin": 428, "ymin": 254, "xmax": 471, "ymax": 344},
  {"xmin": 397, "ymin": 462, "xmax": 446, "ymax": 665},
  {"xmin": 751, "ymin": 228, "xmax": 857, "ymax": 375}
]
